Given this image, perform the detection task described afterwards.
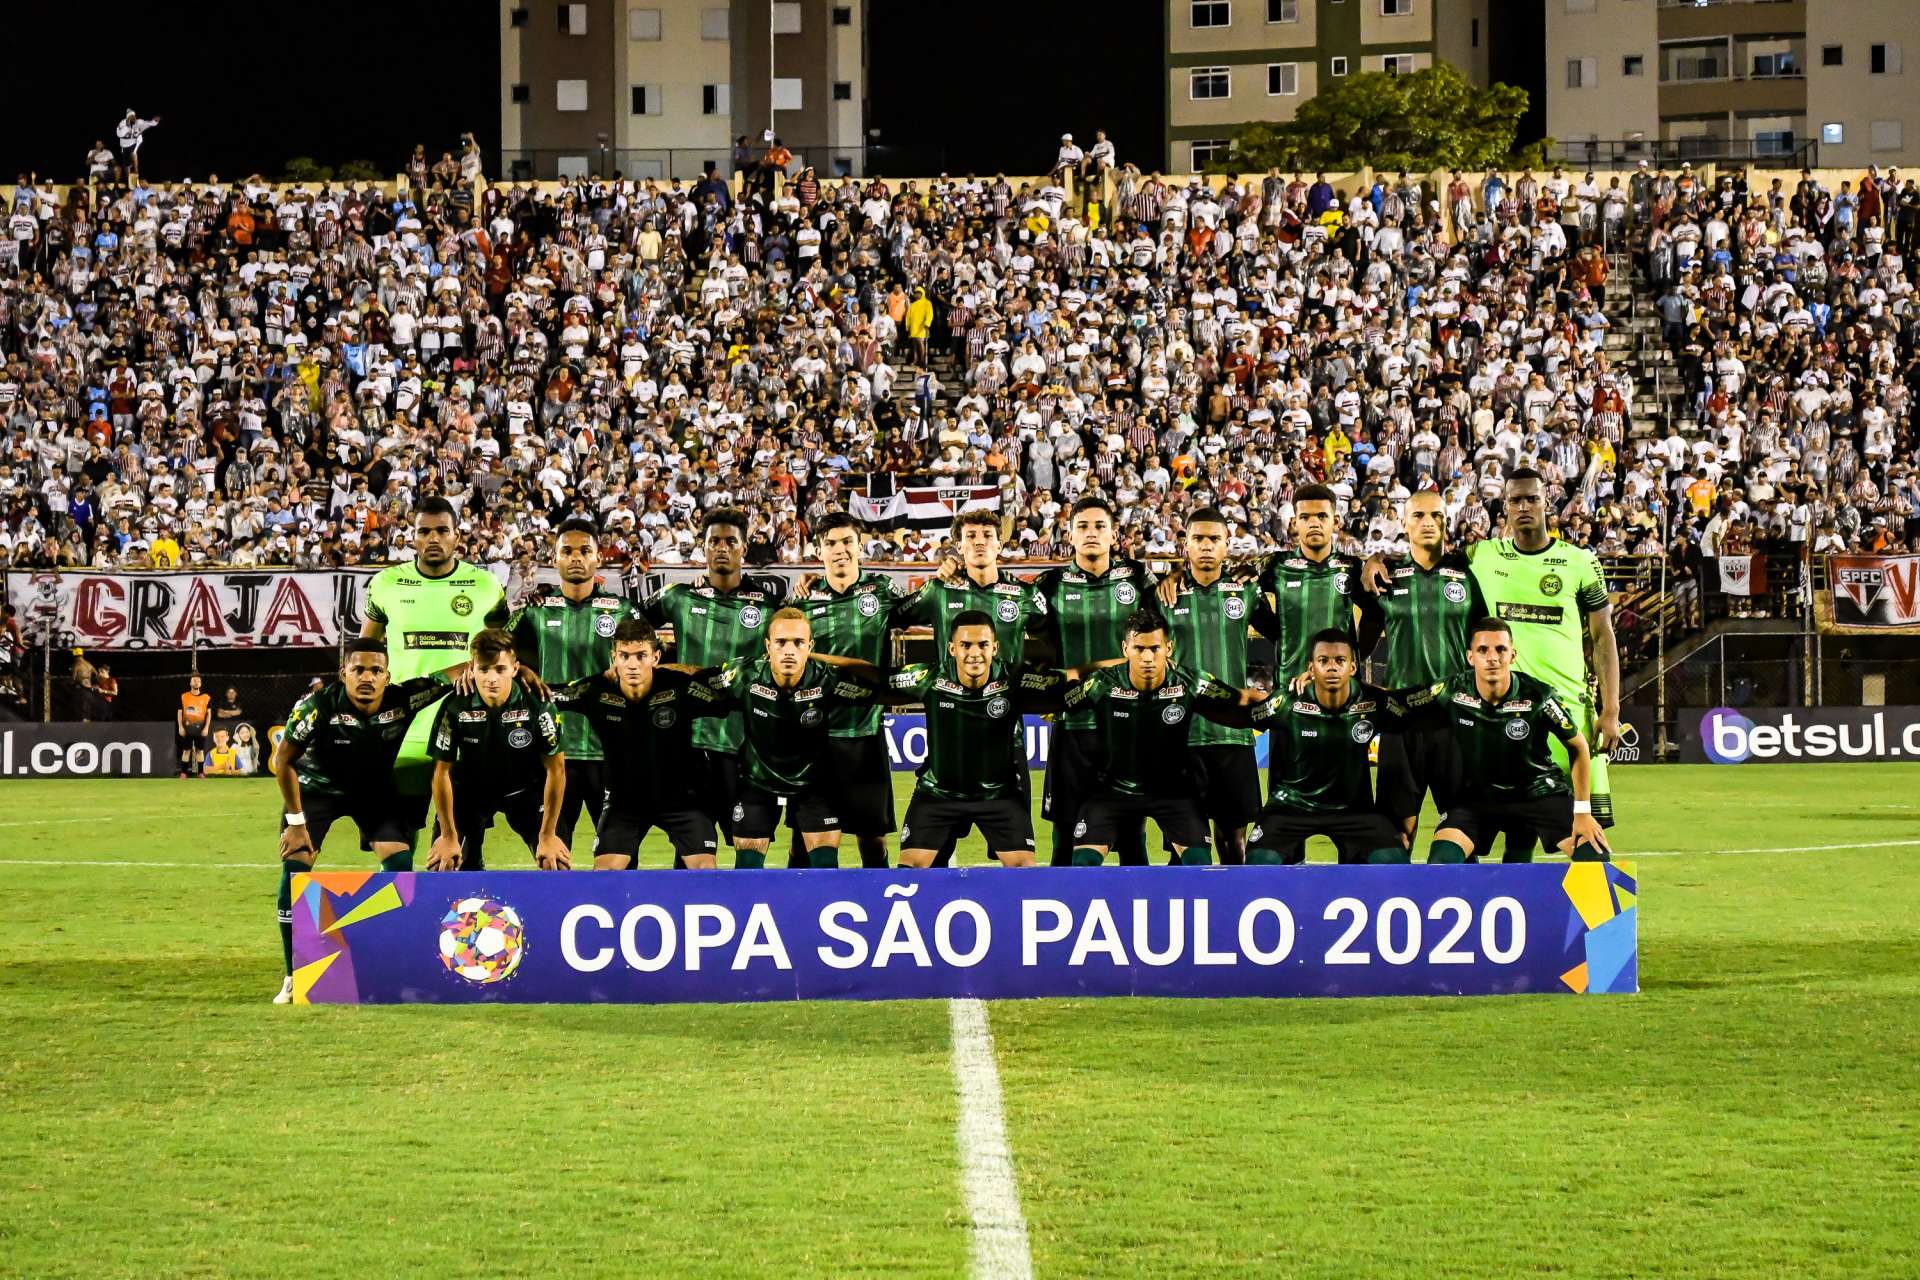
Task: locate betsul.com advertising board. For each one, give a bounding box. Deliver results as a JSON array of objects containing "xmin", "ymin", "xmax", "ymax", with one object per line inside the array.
[
  {"xmin": 1685, "ymin": 706, "xmax": 1920, "ymax": 764},
  {"xmin": 0, "ymin": 723, "xmax": 176, "ymax": 777}
]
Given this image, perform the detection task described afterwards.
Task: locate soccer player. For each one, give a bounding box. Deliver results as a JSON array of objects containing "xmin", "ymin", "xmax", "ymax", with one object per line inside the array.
[
  {"xmin": 793, "ymin": 511, "xmax": 902, "ymax": 869},
  {"xmin": 1062, "ymin": 610, "xmax": 1265, "ymax": 867},
  {"xmin": 1158, "ymin": 507, "xmax": 1276, "ymax": 864},
  {"xmin": 884, "ymin": 611, "xmax": 1068, "ymax": 868},
  {"xmin": 424, "ymin": 629, "xmax": 569, "ymax": 872},
  {"xmin": 641, "ymin": 507, "xmax": 782, "ymax": 847},
  {"xmin": 1241, "ymin": 630, "xmax": 1408, "ymax": 865},
  {"xmin": 706, "ymin": 608, "xmax": 886, "ymax": 869},
  {"xmin": 510, "ymin": 518, "xmax": 637, "ymax": 849},
  {"xmin": 1033, "ymin": 496, "xmax": 1160, "ymax": 866},
  {"xmin": 894, "ymin": 509, "xmax": 1049, "ymax": 662},
  {"xmin": 550, "ymin": 619, "xmax": 730, "ymax": 870},
  {"xmin": 1365, "ymin": 490, "xmax": 1485, "ymax": 845},
  {"xmin": 362, "ymin": 496, "xmax": 510, "ymax": 806},
  {"xmin": 176, "ymin": 673, "xmax": 212, "ymax": 778},
  {"xmin": 1403, "ymin": 619, "xmax": 1612, "ymax": 864},
  {"xmin": 270, "ymin": 638, "xmax": 457, "ymax": 1002},
  {"xmin": 1256, "ymin": 483, "xmax": 1382, "ymax": 681}
]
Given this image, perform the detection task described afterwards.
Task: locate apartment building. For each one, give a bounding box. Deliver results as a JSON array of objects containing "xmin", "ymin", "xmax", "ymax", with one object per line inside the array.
[
  {"xmin": 1545, "ymin": 0, "xmax": 1914, "ymax": 168},
  {"xmin": 500, "ymin": 0, "xmax": 867, "ymax": 180},
  {"xmin": 1165, "ymin": 0, "xmax": 1492, "ymax": 173}
]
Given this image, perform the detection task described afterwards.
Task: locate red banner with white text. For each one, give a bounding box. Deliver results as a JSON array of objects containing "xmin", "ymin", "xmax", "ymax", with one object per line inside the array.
[{"xmin": 1823, "ymin": 554, "xmax": 1920, "ymax": 633}]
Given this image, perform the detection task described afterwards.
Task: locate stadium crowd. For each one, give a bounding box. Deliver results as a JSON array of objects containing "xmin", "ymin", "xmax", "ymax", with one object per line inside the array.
[{"xmin": 0, "ymin": 139, "xmax": 1917, "ymax": 591}]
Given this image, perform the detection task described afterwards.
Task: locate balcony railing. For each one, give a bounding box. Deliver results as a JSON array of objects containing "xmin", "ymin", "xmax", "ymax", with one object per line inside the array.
[{"xmin": 1546, "ymin": 137, "xmax": 1818, "ymax": 168}]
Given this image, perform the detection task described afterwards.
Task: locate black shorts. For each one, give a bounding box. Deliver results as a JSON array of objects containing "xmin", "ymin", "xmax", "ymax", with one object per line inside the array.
[
  {"xmin": 827, "ymin": 734, "xmax": 895, "ymax": 837},
  {"xmin": 557, "ymin": 757, "xmax": 605, "ymax": 844},
  {"xmin": 452, "ymin": 788, "xmax": 544, "ymax": 866},
  {"xmin": 1376, "ymin": 719, "xmax": 1461, "ymax": 821},
  {"xmin": 1078, "ymin": 791, "xmax": 1208, "ymax": 851},
  {"xmin": 288, "ymin": 789, "xmax": 428, "ymax": 854},
  {"xmin": 1249, "ymin": 805, "xmax": 1403, "ymax": 864},
  {"xmin": 703, "ymin": 749, "xmax": 741, "ymax": 841},
  {"xmin": 735, "ymin": 782, "xmax": 841, "ymax": 841},
  {"xmin": 1443, "ymin": 793, "xmax": 1576, "ymax": 861},
  {"xmin": 593, "ymin": 805, "xmax": 718, "ymax": 859},
  {"xmin": 901, "ymin": 789, "xmax": 1033, "ymax": 855},
  {"xmin": 177, "ymin": 728, "xmax": 209, "ymax": 752},
  {"xmin": 1188, "ymin": 744, "xmax": 1261, "ymax": 826}
]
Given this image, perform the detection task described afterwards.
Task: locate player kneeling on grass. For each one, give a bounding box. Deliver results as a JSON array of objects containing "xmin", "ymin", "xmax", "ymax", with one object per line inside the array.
[
  {"xmin": 426, "ymin": 629, "xmax": 571, "ymax": 872},
  {"xmin": 1064, "ymin": 610, "xmax": 1266, "ymax": 867},
  {"xmin": 1243, "ymin": 629, "xmax": 1411, "ymax": 865},
  {"xmin": 1402, "ymin": 618, "xmax": 1612, "ymax": 865},
  {"xmin": 885, "ymin": 611, "xmax": 1069, "ymax": 868},
  {"xmin": 270, "ymin": 638, "xmax": 459, "ymax": 1003},
  {"xmin": 551, "ymin": 619, "xmax": 730, "ymax": 870}
]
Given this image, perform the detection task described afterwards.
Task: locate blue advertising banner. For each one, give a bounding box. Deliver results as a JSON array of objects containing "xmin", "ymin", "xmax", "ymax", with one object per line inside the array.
[{"xmin": 290, "ymin": 864, "xmax": 1638, "ymax": 1004}]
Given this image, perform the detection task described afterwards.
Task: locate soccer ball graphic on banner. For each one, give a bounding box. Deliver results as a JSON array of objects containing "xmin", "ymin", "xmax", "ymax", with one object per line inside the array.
[{"xmin": 438, "ymin": 898, "xmax": 526, "ymax": 984}]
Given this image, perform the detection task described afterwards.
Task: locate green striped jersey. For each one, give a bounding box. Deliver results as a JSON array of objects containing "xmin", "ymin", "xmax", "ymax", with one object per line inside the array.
[
  {"xmin": 641, "ymin": 579, "xmax": 782, "ymax": 752},
  {"xmin": 510, "ymin": 584, "xmax": 638, "ymax": 759},
  {"xmin": 1162, "ymin": 574, "xmax": 1273, "ymax": 748},
  {"xmin": 795, "ymin": 571, "xmax": 900, "ymax": 738}
]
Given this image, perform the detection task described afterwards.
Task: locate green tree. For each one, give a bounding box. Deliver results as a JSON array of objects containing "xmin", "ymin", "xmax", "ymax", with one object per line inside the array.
[{"xmin": 1215, "ymin": 63, "xmax": 1545, "ymax": 173}]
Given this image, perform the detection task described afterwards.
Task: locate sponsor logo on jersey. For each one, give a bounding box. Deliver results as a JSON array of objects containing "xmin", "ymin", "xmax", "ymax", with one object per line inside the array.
[
  {"xmin": 1351, "ymin": 719, "xmax": 1375, "ymax": 743},
  {"xmin": 594, "ymin": 613, "xmax": 618, "ymax": 637},
  {"xmin": 793, "ymin": 686, "xmax": 825, "ymax": 702},
  {"xmin": 1110, "ymin": 687, "xmax": 1139, "ymax": 700},
  {"xmin": 458, "ymin": 709, "xmax": 488, "ymax": 722},
  {"xmin": 599, "ymin": 693, "xmax": 627, "ymax": 707},
  {"xmin": 1162, "ymin": 704, "xmax": 1186, "ymax": 724},
  {"xmin": 329, "ymin": 713, "xmax": 359, "ymax": 726},
  {"xmin": 591, "ymin": 597, "xmax": 622, "ymax": 609},
  {"xmin": 1224, "ymin": 595, "xmax": 1246, "ymax": 620},
  {"xmin": 1503, "ymin": 700, "xmax": 1534, "ymax": 712},
  {"xmin": 508, "ymin": 726, "xmax": 533, "ymax": 749},
  {"xmin": 502, "ymin": 709, "xmax": 530, "ymax": 723},
  {"xmin": 1498, "ymin": 602, "xmax": 1564, "ymax": 625},
  {"xmin": 1351, "ymin": 700, "xmax": 1377, "ymax": 714},
  {"xmin": 1505, "ymin": 719, "xmax": 1531, "ymax": 740},
  {"xmin": 739, "ymin": 605, "xmax": 763, "ymax": 629},
  {"xmin": 986, "ymin": 696, "xmax": 1010, "ymax": 719},
  {"xmin": 1452, "ymin": 692, "xmax": 1483, "ymax": 708},
  {"xmin": 375, "ymin": 708, "xmax": 407, "ymax": 723},
  {"xmin": 1293, "ymin": 701, "xmax": 1323, "ymax": 715},
  {"xmin": 403, "ymin": 630, "xmax": 470, "ymax": 650},
  {"xmin": 1444, "ymin": 580, "xmax": 1467, "ymax": 603},
  {"xmin": 750, "ymin": 683, "xmax": 779, "ymax": 700}
]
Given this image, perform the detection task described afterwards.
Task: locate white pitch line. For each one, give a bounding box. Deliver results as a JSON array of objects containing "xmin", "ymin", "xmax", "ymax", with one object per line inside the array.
[
  {"xmin": 0, "ymin": 859, "xmax": 277, "ymax": 869},
  {"xmin": 948, "ymin": 998, "xmax": 1034, "ymax": 1280}
]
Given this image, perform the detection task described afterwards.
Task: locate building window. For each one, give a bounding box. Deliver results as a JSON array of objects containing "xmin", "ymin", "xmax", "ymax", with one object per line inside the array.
[
  {"xmin": 1566, "ymin": 57, "xmax": 1596, "ymax": 89},
  {"xmin": 1821, "ymin": 122, "xmax": 1844, "ymax": 145},
  {"xmin": 1190, "ymin": 66, "xmax": 1231, "ymax": 99},
  {"xmin": 773, "ymin": 1, "xmax": 802, "ymax": 33},
  {"xmin": 1623, "ymin": 55, "xmax": 1644, "ymax": 77},
  {"xmin": 510, "ymin": 7, "xmax": 529, "ymax": 27},
  {"xmin": 703, "ymin": 84, "xmax": 730, "ymax": 115},
  {"xmin": 1192, "ymin": 1, "xmax": 1230, "ymax": 28},
  {"xmin": 833, "ymin": 5, "xmax": 852, "ymax": 24},
  {"xmin": 1472, "ymin": 17, "xmax": 1479, "ymax": 47},
  {"xmin": 1752, "ymin": 51, "xmax": 1798, "ymax": 78},
  {"xmin": 1870, "ymin": 43, "xmax": 1901, "ymax": 75},
  {"xmin": 1822, "ymin": 45, "xmax": 1842, "ymax": 67},
  {"xmin": 1189, "ymin": 138, "xmax": 1231, "ymax": 169},
  {"xmin": 833, "ymin": 81, "xmax": 853, "ymax": 101},
  {"xmin": 1268, "ymin": 0, "xmax": 1297, "ymax": 21},
  {"xmin": 1382, "ymin": 54, "xmax": 1414, "ymax": 75},
  {"xmin": 700, "ymin": 7, "xmax": 728, "ymax": 39},
  {"xmin": 557, "ymin": 79, "xmax": 588, "ymax": 112},
  {"xmin": 1381, "ymin": 0, "xmax": 1412, "ymax": 15},
  {"xmin": 1330, "ymin": 55, "xmax": 1348, "ymax": 76},
  {"xmin": 1267, "ymin": 62, "xmax": 1298, "ymax": 95},
  {"xmin": 510, "ymin": 83, "xmax": 530, "ymax": 104},
  {"xmin": 773, "ymin": 77, "xmax": 804, "ymax": 110},
  {"xmin": 630, "ymin": 84, "xmax": 661, "ymax": 116},
  {"xmin": 629, "ymin": 8, "xmax": 661, "ymax": 40},
  {"xmin": 1872, "ymin": 119, "xmax": 1903, "ymax": 151},
  {"xmin": 559, "ymin": 3, "xmax": 587, "ymax": 34}
]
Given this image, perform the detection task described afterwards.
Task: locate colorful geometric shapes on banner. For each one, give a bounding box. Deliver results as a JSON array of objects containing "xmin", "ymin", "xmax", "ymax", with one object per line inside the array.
[
  {"xmin": 1562, "ymin": 862, "xmax": 1618, "ymax": 930},
  {"xmin": 1560, "ymin": 962, "xmax": 1589, "ymax": 994},
  {"xmin": 324, "ymin": 881, "xmax": 406, "ymax": 935},
  {"xmin": 1583, "ymin": 909, "xmax": 1638, "ymax": 995},
  {"xmin": 289, "ymin": 950, "xmax": 340, "ymax": 1004}
]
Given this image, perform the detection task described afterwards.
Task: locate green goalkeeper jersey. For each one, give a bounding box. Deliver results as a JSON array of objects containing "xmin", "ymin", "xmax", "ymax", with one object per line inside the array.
[
  {"xmin": 1465, "ymin": 538, "xmax": 1609, "ymax": 707},
  {"xmin": 510, "ymin": 584, "xmax": 637, "ymax": 760},
  {"xmin": 641, "ymin": 579, "xmax": 782, "ymax": 753},
  {"xmin": 795, "ymin": 572, "xmax": 899, "ymax": 738},
  {"xmin": 363, "ymin": 560, "xmax": 509, "ymax": 791}
]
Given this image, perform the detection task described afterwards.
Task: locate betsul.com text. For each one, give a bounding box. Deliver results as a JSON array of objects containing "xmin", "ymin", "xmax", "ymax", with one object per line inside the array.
[{"xmin": 1691, "ymin": 707, "xmax": 1920, "ymax": 764}]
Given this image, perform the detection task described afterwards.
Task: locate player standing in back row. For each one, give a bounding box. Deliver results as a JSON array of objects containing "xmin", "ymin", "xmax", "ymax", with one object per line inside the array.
[
  {"xmin": 510, "ymin": 518, "xmax": 637, "ymax": 851},
  {"xmin": 1256, "ymin": 483, "xmax": 1381, "ymax": 681}
]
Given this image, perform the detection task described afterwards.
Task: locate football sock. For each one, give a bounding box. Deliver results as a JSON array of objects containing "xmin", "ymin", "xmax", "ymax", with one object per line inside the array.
[
  {"xmin": 1570, "ymin": 841, "xmax": 1610, "ymax": 863},
  {"xmin": 1179, "ymin": 844, "xmax": 1213, "ymax": 866},
  {"xmin": 278, "ymin": 860, "xmax": 313, "ymax": 976},
  {"xmin": 1246, "ymin": 847, "xmax": 1284, "ymax": 865},
  {"xmin": 733, "ymin": 850, "xmax": 766, "ymax": 870},
  {"xmin": 1367, "ymin": 846, "xmax": 1411, "ymax": 864},
  {"xmin": 1071, "ymin": 847, "xmax": 1105, "ymax": 867},
  {"xmin": 379, "ymin": 852, "xmax": 412, "ymax": 873},
  {"xmin": 808, "ymin": 847, "xmax": 840, "ymax": 869},
  {"xmin": 1427, "ymin": 840, "xmax": 1467, "ymax": 864}
]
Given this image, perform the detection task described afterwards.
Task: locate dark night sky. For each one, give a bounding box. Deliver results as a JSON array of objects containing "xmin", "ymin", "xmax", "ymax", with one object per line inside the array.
[{"xmin": 0, "ymin": 1, "xmax": 1540, "ymax": 182}]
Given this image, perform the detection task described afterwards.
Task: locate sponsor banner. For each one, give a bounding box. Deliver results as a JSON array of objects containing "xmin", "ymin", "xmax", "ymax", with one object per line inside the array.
[
  {"xmin": 1610, "ymin": 705, "xmax": 1654, "ymax": 765},
  {"xmin": 847, "ymin": 485, "xmax": 1001, "ymax": 530},
  {"xmin": 289, "ymin": 863, "xmax": 1640, "ymax": 1004},
  {"xmin": 7, "ymin": 568, "xmax": 390, "ymax": 651},
  {"xmin": 1715, "ymin": 554, "xmax": 1764, "ymax": 597},
  {"xmin": 1682, "ymin": 705, "xmax": 1920, "ymax": 764},
  {"xmin": 1827, "ymin": 555, "xmax": 1920, "ymax": 631},
  {"xmin": 0, "ymin": 722, "xmax": 176, "ymax": 777}
]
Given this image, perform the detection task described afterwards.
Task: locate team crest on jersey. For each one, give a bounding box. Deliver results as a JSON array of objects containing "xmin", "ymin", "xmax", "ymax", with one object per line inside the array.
[
  {"xmin": 1114, "ymin": 582, "xmax": 1138, "ymax": 605},
  {"xmin": 1539, "ymin": 573, "xmax": 1563, "ymax": 597},
  {"xmin": 652, "ymin": 705, "xmax": 676, "ymax": 728},
  {"xmin": 595, "ymin": 613, "xmax": 618, "ymax": 637},
  {"xmin": 1162, "ymin": 704, "xmax": 1186, "ymax": 725},
  {"xmin": 1351, "ymin": 720, "xmax": 1375, "ymax": 744},
  {"xmin": 799, "ymin": 706, "xmax": 822, "ymax": 726},
  {"xmin": 1074, "ymin": 821, "xmax": 1088, "ymax": 838},
  {"xmin": 1224, "ymin": 595, "xmax": 1246, "ymax": 620},
  {"xmin": 1505, "ymin": 719, "xmax": 1531, "ymax": 740},
  {"xmin": 1335, "ymin": 572, "xmax": 1351, "ymax": 595},
  {"xmin": 508, "ymin": 726, "xmax": 533, "ymax": 749},
  {"xmin": 858, "ymin": 593, "xmax": 879, "ymax": 617},
  {"xmin": 739, "ymin": 605, "xmax": 763, "ymax": 628},
  {"xmin": 1444, "ymin": 580, "xmax": 1467, "ymax": 604},
  {"xmin": 986, "ymin": 696, "xmax": 1010, "ymax": 719},
  {"xmin": 451, "ymin": 593, "xmax": 473, "ymax": 617},
  {"xmin": 997, "ymin": 598, "xmax": 1019, "ymax": 622},
  {"xmin": 733, "ymin": 803, "xmax": 746, "ymax": 823}
]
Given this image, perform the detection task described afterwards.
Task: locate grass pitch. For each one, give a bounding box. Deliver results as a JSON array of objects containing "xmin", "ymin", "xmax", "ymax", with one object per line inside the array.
[{"xmin": 1, "ymin": 766, "xmax": 1917, "ymax": 1278}]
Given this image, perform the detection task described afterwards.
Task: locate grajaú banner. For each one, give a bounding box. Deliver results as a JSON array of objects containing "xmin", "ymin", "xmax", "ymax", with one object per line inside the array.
[
  {"xmin": 290, "ymin": 864, "xmax": 1640, "ymax": 1004},
  {"xmin": 0, "ymin": 722, "xmax": 177, "ymax": 778},
  {"xmin": 1683, "ymin": 705, "xmax": 1920, "ymax": 764},
  {"xmin": 7, "ymin": 568, "xmax": 389, "ymax": 650},
  {"xmin": 1828, "ymin": 555, "xmax": 1920, "ymax": 631}
]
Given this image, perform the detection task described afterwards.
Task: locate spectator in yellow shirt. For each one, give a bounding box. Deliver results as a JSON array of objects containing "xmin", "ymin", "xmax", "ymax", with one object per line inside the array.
[
  {"xmin": 905, "ymin": 287, "xmax": 935, "ymax": 367},
  {"xmin": 150, "ymin": 531, "xmax": 182, "ymax": 567}
]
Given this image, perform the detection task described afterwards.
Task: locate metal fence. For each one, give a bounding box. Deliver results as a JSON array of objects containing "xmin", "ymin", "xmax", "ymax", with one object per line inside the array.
[{"xmin": 1546, "ymin": 138, "xmax": 1819, "ymax": 170}]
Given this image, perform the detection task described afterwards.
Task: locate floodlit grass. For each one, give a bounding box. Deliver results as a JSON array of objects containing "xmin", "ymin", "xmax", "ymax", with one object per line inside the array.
[{"xmin": 2, "ymin": 766, "xmax": 1917, "ymax": 1276}]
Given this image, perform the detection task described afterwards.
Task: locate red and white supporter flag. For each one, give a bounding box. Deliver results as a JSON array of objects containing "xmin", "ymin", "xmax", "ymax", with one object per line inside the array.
[
  {"xmin": 848, "ymin": 485, "xmax": 1001, "ymax": 531},
  {"xmin": 1717, "ymin": 554, "xmax": 1765, "ymax": 596}
]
